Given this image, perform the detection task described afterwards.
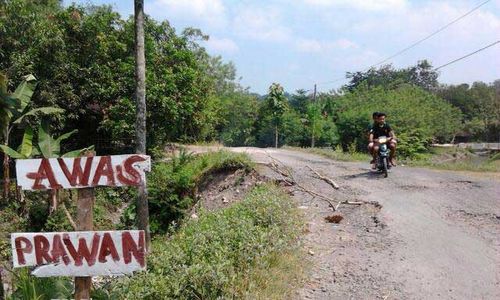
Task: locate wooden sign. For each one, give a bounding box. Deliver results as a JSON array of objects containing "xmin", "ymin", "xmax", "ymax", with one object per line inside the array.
[
  {"xmin": 11, "ymin": 230, "xmax": 146, "ymax": 277},
  {"xmin": 16, "ymin": 154, "xmax": 151, "ymax": 190}
]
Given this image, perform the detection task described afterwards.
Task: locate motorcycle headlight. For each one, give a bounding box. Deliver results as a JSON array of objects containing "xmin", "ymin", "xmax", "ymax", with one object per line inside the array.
[{"xmin": 379, "ymin": 138, "xmax": 387, "ymax": 143}]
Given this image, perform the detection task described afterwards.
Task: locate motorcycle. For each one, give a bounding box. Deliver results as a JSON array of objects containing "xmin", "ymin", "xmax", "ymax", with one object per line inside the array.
[{"xmin": 374, "ymin": 136, "xmax": 392, "ymax": 178}]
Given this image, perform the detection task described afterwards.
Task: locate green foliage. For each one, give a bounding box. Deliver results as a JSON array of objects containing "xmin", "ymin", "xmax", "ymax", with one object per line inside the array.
[
  {"xmin": 266, "ymin": 83, "xmax": 288, "ymax": 122},
  {"xmin": 37, "ymin": 120, "xmax": 79, "ymax": 158},
  {"xmin": 144, "ymin": 150, "xmax": 253, "ymax": 234},
  {"xmin": 105, "ymin": 184, "xmax": 303, "ymax": 299},
  {"xmin": 217, "ymin": 92, "xmax": 259, "ymax": 146},
  {"xmin": 289, "ymin": 89, "xmax": 310, "ymax": 115},
  {"xmin": 8, "ymin": 268, "xmax": 72, "ymax": 300},
  {"xmin": 396, "ymin": 129, "xmax": 428, "ymax": 158},
  {"xmin": 438, "ymin": 81, "xmax": 499, "ymax": 142},
  {"xmin": 333, "ymin": 84, "xmax": 462, "ymax": 157},
  {"xmin": 1, "ymin": 1, "xmax": 239, "ymax": 152},
  {"xmin": 345, "ymin": 60, "xmax": 439, "ymax": 91}
]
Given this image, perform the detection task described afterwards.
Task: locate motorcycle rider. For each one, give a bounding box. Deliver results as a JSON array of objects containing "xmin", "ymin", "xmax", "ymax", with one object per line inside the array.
[{"xmin": 368, "ymin": 112, "xmax": 397, "ymax": 168}]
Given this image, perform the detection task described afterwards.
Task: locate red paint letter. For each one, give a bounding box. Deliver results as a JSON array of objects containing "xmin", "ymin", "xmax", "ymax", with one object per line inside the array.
[
  {"xmin": 34, "ymin": 235, "xmax": 52, "ymax": 264},
  {"xmin": 26, "ymin": 159, "xmax": 62, "ymax": 189},
  {"xmin": 63, "ymin": 233, "xmax": 100, "ymax": 266},
  {"xmin": 57, "ymin": 157, "xmax": 93, "ymax": 186},
  {"xmin": 122, "ymin": 231, "xmax": 145, "ymax": 267},
  {"xmin": 116, "ymin": 155, "xmax": 147, "ymax": 186},
  {"xmin": 92, "ymin": 156, "xmax": 115, "ymax": 186},
  {"xmin": 98, "ymin": 233, "xmax": 120, "ymax": 263},
  {"xmin": 15, "ymin": 237, "xmax": 32, "ymax": 265},
  {"xmin": 51, "ymin": 234, "xmax": 71, "ymax": 265}
]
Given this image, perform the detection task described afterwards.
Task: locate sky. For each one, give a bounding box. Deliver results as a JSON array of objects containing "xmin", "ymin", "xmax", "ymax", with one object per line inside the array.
[{"xmin": 66, "ymin": 0, "xmax": 500, "ymax": 94}]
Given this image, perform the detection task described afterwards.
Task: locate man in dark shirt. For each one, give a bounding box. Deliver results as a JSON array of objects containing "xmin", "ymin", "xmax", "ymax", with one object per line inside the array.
[{"xmin": 368, "ymin": 112, "xmax": 397, "ymax": 168}]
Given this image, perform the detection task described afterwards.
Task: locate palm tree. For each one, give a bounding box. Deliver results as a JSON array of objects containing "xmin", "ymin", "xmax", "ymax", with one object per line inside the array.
[{"xmin": 134, "ymin": 0, "xmax": 150, "ymax": 250}]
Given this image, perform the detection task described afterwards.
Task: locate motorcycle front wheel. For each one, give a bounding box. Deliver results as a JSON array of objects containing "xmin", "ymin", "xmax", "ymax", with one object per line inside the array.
[{"xmin": 382, "ymin": 157, "xmax": 388, "ymax": 178}]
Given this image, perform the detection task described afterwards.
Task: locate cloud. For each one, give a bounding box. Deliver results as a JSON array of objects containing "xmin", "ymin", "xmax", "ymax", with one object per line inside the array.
[
  {"xmin": 233, "ymin": 7, "xmax": 292, "ymax": 42},
  {"xmin": 205, "ymin": 37, "xmax": 239, "ymax": 54},
  {"xmin": 148, "ymin": 0, "xmax": 227, "ymax": 28},
  {"xmin": 295, "ymin": 38, "xmax": 358, "ymax": 52},
  {"xmin": 303, "ymin": 0, "xmax": 407, "ymax": 11}
]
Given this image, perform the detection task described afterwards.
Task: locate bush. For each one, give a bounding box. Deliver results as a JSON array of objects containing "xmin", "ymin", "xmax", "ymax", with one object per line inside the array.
[
  {"xmin": 144, "ymin": 150, "xmax": 253, "ymax": 234},
  {"xmin": 105, "ymin": 184, "xmax": 303, "ymax": 299},
  {"xmin": 333, "ymin": 83, "xmax": 462, "ymax": 157}
]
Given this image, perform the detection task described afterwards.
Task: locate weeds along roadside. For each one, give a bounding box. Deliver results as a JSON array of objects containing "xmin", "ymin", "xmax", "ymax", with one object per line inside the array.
[{"xmin": 2, "ymin": 150, "xmax": 306, "ymax": 299}]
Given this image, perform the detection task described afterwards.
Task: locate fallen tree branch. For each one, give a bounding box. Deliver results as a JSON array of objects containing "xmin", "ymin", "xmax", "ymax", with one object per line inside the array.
[
  {"xmin": 306, "ymin": 165, "xmax": 340, "ymax": 189},
  {"xmin": 265, "ymin": 152, "xmax": 337, "ymax": 210}
]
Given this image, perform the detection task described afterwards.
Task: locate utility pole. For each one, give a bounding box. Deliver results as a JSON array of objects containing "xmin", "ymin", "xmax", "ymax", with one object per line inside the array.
[
  {"xmin": 134, "ymin": 0, "xmax": 150, "ymax": 250},
  {"xmin": 311, "ymin": 83, "xmax": 317, "ymax": 148}
]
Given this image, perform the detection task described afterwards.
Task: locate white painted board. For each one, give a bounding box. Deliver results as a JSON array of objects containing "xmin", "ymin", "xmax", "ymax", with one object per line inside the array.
[
  {"xmin": 11, "ymin": 230, "xmax": 146, "ymax": 277},
  {"xmin": 16, "ymin": 154, "xmax": 150, "ymax": 190}
]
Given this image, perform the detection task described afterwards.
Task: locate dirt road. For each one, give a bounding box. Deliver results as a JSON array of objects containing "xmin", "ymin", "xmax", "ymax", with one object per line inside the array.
[
  {"xmin": 191, "ymin": 146, "xmax": 500, "ymax": 299},
  {"xmin": 190, "ymin": 147, "xmax": 500, "ymax": 299}
]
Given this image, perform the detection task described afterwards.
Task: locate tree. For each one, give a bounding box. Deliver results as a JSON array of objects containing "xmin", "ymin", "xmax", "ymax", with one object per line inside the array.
[
  {"xmin": 438, "ymin": 80, "xmax": 500, "ymax": 141},
  {"xmin": 265, "ymin": 83, "xmax": 288, "ymax": 148},
  {"xmin": 217, "ymin": 92, "xmax": 259, "ymax": 146},
  {"xmin": 134, "ymin": 0, "xmax": 150, "ymax": 250},
  {"xmin": 306, "ymin": 101, "xmax": 322, "ymax": 147},
  {"xmin": 290, "ymin": 89, "xmax": 310, "ymax": 115},
  {"xmin": 333, "ymin": 83, "xmax": 462, "ymax": 157},
  {"xmin": 345, "ymin": 60, "xmax": 439, "ymax": 92}
]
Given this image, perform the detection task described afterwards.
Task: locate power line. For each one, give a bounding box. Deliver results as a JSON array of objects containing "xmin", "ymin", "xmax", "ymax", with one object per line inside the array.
[
  {"xmin": 311, "ymin": 0, "xmax": 492, "ymax": 89},
  {"xmin": 434, "ymin": 40, "xmax": 499, "ymax": 70},
  {"xmin": 371, "ymin": 0, "xmax": 492, "ymax": 67}
]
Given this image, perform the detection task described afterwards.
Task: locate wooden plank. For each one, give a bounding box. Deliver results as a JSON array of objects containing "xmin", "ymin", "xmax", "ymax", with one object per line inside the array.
[
  {"xmin": 10, "ymin": 230, "xmax": 146, "ymax": 277},
  {"xmin": 16, "ymin": 154, "xmax": 151, "ymax": 190}
]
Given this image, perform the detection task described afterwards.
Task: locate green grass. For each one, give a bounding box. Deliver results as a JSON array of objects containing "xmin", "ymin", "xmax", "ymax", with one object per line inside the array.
[
  {"xmin": 404, "ymin": 148, "xmax": 500, "ymax": 172},
  {"xmin": 102, "ymin": 184, "xmax": 305, "ymax": 299}
]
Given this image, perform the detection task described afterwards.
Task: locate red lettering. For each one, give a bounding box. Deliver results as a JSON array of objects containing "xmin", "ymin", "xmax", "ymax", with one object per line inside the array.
[
  {"xmin": 14, "ymin": 237, "xmax": 32, "ymax": 265},
  {"xmin": 116, "ymin": 155, "xmax": 147, "ymax": 186},
  {"xmin": 34, "ymin": 235, "xmax": 52, "ymax": 264},
  {"xmin": 63, "ymin": 233, "xmax": 100, "ymax": 266},
  {"xmin": 57, "ymin": 157, "xmax": 93, "ymax": 186},
  {"xmin": 51, "ymin": 234, "xmax": 71, "ymax": 265},
  {"xmin": 92, "ymin": 156, "xmax": 115, "ymax": 186},
  {"xmin": 26, "ymin": 159, "xmax": 62, "ymax": 189},
  {"xmin": 98, "ymin": 233, "xmax": 120, "ymax": 263},
  {"xmin": 122, "ymin": 231, "xmax": 145, "ymax": 267}
]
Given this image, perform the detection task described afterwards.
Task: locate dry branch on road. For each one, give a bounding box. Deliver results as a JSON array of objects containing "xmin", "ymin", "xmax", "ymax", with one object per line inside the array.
[
  {"xmin": 265, "ymin": 152, "xmax": 379, "ymax": 212},
  {"xmin": 306, "ymin": 165, "xmax": 340, "ymax": 189}
]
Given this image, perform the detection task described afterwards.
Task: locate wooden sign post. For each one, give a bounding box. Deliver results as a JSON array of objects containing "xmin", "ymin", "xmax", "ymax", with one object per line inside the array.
[
  {"xmin": 75, "ymin": 184, "xmax": 94, "ymax": 300},
  {"xmin": 12, "ymin": 154, "xmax": 150, "ymax": 299}
]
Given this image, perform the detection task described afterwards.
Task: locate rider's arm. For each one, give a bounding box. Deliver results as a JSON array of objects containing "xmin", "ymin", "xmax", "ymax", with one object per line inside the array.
[
  {"xmin": 369, "ymin": 133, "xmax": 374, "ymax": 143},
  {"xmin": 389, "ymin": 130, "xmax": 396, "ymax": 140}
]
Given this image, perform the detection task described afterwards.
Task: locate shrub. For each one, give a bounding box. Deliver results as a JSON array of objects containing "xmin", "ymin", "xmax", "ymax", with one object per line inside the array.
[
  {"xmin": 144, "ymin": 150, "xmax": 253, "ymax": 234},
  {"xmin": 333, "ymin": 83, "xmax": 462, "ymax": 157},
  {"xmin": 105, "ymin": 184, "xmax": 303, "ymax": 299}
]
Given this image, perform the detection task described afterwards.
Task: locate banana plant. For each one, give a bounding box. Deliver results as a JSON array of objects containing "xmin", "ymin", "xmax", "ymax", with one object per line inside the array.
[
  {"xmin": 0, "ymin": 73, "xmax": 64, "ymax": 199},
  {"xmin": 0, "ymin": 120, "xmax": 94, "ymax": 214},
  {"xmin": 0, "ymin": 121, "xmax": 94, "ymax": 159}
]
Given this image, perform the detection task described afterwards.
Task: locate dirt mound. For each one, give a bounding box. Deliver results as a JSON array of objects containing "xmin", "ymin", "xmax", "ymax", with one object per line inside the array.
[{"xmin": 194, "ymin": 169, "xmax": 267, "ymax": 212}]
